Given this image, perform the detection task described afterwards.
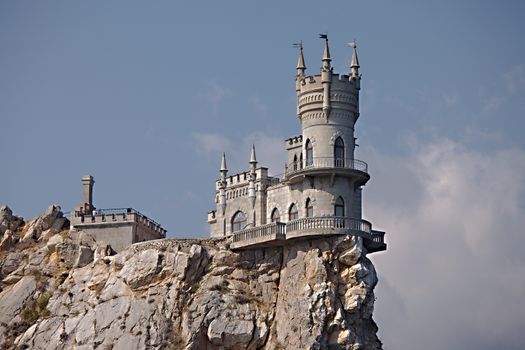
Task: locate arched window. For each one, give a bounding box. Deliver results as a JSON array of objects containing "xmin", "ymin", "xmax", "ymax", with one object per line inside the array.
[
  {"xmin": 293, "ymin": 154, "xmax": 298, "ymax": 171},
  {"xmin": 271, "ymin": 208, "xmax": 281, "ymax": 223},
  {"xmin": 305, "ymin": 198, "xmax": 313, "ymax": 218},
  {"xmin": 334, "ymin": 137, "xmax": 345, "ymax": 167},
  {"xmin": 334, "ymin": 196, "xmax": 345, "ymax": 217},
  {"xmin": 305, "ymin": 139, "xmax": 313, "ymax": 166},
  {"xmin": 299, "ymin": 153, "xmax": 303, "ymax": 169},
  {"xmin": 231, "ymin": 211, "xmax": 247, "ymax": 233},
  {"xmin": 288, "ymin": 203, "xmax": 298, "ymax": 221}
]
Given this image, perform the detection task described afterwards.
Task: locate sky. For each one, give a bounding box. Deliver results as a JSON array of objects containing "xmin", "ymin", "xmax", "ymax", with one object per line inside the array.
[{"xmin": 1, "ymin": 1, "xmax": 525, "ymax": 349}]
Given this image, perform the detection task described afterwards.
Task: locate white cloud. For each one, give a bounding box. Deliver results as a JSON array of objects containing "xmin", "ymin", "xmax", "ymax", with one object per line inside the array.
[
  {"xmin": 192, "ymin": 132, "xmax": 233, "ymax": 159},
  {"xmin": 361, "ymin": 138, "xmax": 525, "ymax": 350}
]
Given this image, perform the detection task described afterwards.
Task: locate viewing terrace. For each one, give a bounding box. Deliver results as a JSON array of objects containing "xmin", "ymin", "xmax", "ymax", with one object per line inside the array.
[
  {"xmin": 285, "ymin": 157, "xmax": 370, "ymax": 185},
  {"xmin": 231, "ymin": 216, "xmax": 386, "ymax": 253}
]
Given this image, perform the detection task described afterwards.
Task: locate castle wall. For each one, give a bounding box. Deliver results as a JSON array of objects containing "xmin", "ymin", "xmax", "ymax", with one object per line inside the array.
[{"xmin": 266, "ymin": 176, "xmax": 358, "ymax": 221}]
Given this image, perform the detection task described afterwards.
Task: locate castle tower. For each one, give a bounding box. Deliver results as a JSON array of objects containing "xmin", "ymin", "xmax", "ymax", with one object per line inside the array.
[{"xmin": 286, "ymin": 35, "xmax": 369, "ymax": 221}]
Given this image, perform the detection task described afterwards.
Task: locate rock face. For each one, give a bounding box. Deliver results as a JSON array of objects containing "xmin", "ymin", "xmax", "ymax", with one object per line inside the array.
[{"xmin": 0, "ymin": 207, "xmax": 382, "ymax": 349}]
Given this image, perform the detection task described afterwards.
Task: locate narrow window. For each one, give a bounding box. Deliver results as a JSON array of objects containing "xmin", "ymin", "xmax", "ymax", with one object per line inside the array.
[
  {"xmin": 299, "ymin": 153, "xmax": 303, "ymax": 169},
  {"xmin": 305, "ymin": 139, "xmax": 313, "ymax": 166},
  {"xmin": 271, "ymin": 208, "xmax": 281, "ymax": 223},
  {"xmin": 305, "ymin": 198, "xmax": 313, "ymax": 218},
  {"xmin": 334, "ymin": 196, "xmax": 345, "ymax": 217},
  {"xmin": 334, "ymin": 137, "xmax": 345, "ymax": 167},
  {"xmin": 232, "ymin": 211, "xmax": 247, "ymax": 233},
  {"xmin": 289, "ymin": 203, "xmax": 298, "ymax": 221},
  {"xmin": 293, "ymin": 154, "xmax": 298, "ymax": 171}
]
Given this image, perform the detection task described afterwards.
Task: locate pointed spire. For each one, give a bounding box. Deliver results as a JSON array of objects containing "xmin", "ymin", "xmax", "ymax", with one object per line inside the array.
[
  {"xmin": 250, "ymin": 144, "xmax": 257, "ymax": 164},
  {"xmin": 296, "ymin": 43, "xmax": 306, "ymax": 74},
  {"xmin": 349, "ymin": 41, "xmax": 360, "ymax": 77},
  {"xmin": 220, "ymin": 152, "xmax": 227, "ymax": 172},
  {"xmin": 320, "ymin": 33, "xmax": 331, "ymax": 69}
]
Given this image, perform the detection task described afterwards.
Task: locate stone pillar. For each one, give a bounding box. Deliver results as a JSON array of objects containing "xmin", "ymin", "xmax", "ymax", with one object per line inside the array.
[{"xmin": 81, "ymin": 175, "xmax": 95, "ymax": 211}]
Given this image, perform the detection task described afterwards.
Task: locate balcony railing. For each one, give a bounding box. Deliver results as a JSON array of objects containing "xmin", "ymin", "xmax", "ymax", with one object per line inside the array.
[
  {"xmin": 231, "ymin": 216, "xmax": 383, "ymax": 249},
  {"xmin": 286, "ymin": 216, "xmax": 372, "ymax": 235},
  {"xmin": 232, "ymin": 222, "xmax": 286, "ymax": 243},
  {"xmin": 285, "ymin": 157, "xmax": 368, "ymax": 177}
]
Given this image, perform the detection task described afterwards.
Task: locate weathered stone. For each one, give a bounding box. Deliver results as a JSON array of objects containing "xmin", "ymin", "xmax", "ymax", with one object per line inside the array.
[
  {"xmin": 0, "ymin": 227, "xmax": 382, "ymax": 350},
  {"xmin": 74, "ymin": 246, "xmax": 93, "ymax": 267},
  {"xmin": 0, "ymin": 276, "xmax": 37, "ymax": 326}
]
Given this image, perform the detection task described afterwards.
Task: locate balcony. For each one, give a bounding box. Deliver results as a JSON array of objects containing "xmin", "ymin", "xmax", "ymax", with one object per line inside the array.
[
  {"xmin": 285, "ymin": 157, "xmax": 370, "ymax": 185},
  {"xmin": 230, "ymin": 222, "xmax": 286, "ymax": 249},
  {"xmin": 230, "ymin": 216, "xmax": 386, "ymax": 253}
]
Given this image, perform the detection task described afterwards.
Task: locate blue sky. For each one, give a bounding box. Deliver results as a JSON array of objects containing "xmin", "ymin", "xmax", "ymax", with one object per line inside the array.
[{"xmin": 1, "ymin": 1, "xmax": 525, "ymax": 349}]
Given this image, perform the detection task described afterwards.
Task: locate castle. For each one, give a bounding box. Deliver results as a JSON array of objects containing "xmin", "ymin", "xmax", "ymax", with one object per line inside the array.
[{"xmin": 208, "ymin": 35, "xmax": 386, "ymax": 254}]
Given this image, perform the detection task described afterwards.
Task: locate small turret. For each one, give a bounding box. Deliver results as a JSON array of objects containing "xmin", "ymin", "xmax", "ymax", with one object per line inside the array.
[
  {"xmin": 219, "ymin": 153, "xmax": 228, "ymax": 214},
  {"xmin": 320, "ymin": 33, "xmax": 332, "ymax": 117},
  {"xmin": 349, "ymin": 41, "xmax": 361, "ymax": 89},
  {"xmin": 248, "ymin": 145, "xmax": 257, "ymax": 207}
]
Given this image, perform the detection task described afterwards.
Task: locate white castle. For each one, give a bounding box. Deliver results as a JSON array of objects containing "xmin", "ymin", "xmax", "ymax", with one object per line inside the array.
[{"xmin": 208, "ymin": 35, "xmax": 386, "ymax": 254}]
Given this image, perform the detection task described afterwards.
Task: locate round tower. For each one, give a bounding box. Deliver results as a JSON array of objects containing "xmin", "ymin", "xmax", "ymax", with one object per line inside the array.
[{"xmin": 291, "ymin": 35, "xmax": 367, "ymax": 182}]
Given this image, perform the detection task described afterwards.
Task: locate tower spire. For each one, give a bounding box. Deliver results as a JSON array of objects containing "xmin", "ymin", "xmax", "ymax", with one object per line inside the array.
[
  {"xmin": 350, "ymin": 41, "xmax": 360, "ymax": 77},
  {"xmin": 248, "ymin": 145, "xmax": 257, "ymax": 207},
  {"xmin": 349, "ymin": 41, "xmax": 361, "ymax": 89},
  {"xmin": 320, "ymin": 33, "xmax": 331, "ymax": 70},
  {"xmin": 250, "ymin": 144, "xmax": 257, "ymax": 164},
  {"xmin": 295, "ymin": 42, "xmax": 306, "ymax": 76},
  {"xmin": 220, "ymin": 152, "xmax": 227, "ymax": 172},
  {"xmin": 319, "ymin": 33, "xmax": 332, "ymax": 117},
  {"xmin": 219, "ymin": 153, "xmax": 227, "ymax": 214}
]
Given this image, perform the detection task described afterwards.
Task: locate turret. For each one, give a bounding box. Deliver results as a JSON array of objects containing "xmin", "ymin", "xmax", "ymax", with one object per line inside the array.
[
  {"xmin": 248, "ymin": 145, "xmax": 257, "ymax": 207},
  {"xmin": 320, "ymin": 34, "xmax": 332, "ymax": 117},
  {"xmin": 219, "ymin": 153, "xmax": 228, "ymax": 214},
  {"xmin": 349, "ymin": 41, "xmax": 361, "ymax": 89}
]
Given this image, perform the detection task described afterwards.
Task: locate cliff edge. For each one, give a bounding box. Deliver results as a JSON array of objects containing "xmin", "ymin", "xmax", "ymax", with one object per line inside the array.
[{"xmin": 0, "ymin": 206, "xmax": 382, "ymax": 349}]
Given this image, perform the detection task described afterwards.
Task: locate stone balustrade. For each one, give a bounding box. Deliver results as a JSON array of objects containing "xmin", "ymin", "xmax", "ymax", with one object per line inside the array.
[
  {"xmin": 285, "ymin": 157, "xmax": 368, "ymax": 178},
  {"xmin": 231, "ymin": 216, "xmax": 385, "ymax": 252}
]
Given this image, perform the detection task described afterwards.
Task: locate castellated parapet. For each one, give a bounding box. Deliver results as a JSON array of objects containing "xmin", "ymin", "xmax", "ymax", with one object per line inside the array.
[
  {"xmin": 208, "ymin": 36, "xmax": 386, "ymax": 254},
  {"xmin": 70, "ymin": 176, "xmax": 166, "ymax": 252}
]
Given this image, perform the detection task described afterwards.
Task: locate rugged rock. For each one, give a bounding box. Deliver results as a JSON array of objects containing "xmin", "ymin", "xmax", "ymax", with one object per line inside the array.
[
  {"xmin": 0, "ymin": 206, "xmax": 24, "ymax": 235},
  {"xmin": 0, "ymin": 208, "xmax": 383, "ymax": 349}
]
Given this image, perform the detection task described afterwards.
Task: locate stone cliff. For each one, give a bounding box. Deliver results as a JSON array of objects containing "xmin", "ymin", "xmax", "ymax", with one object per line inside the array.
[{"xmin": 0, "ymin": 205, "xmax": 382, "ymax": 349}]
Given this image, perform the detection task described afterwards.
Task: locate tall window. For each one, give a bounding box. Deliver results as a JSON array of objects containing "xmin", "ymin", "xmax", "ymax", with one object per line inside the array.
[
  {"xmin": 305, "ymin": 198, "xmax": 313, "ymax": 218},
  {"xmin": 271, "ymin": 208, "xmax": 281, "ymax": 223},
  {"xmin": 289, "ymin": 203, "xmax": 298, "ymax": 221},
  {"xmin": 334, "ymin": 137, "xmax": 345, "ymax": 167},
  {"xmin": 293, "ymin": 154, "xmax": 298, "ymax": 171},
  {"xmin": 334, "ymin": 196, "xmax": 345, "ymax": 217},
  {"xmin": 305, "ymin": 139, "xmax": 313, "ymax": 166},
  {"xmin": 299, "ymin": 153, "xmax": 303, "ymax": 169},
  {"xmin": 232, "ymin": 211, "xmax": 247, "ymax": 232}
]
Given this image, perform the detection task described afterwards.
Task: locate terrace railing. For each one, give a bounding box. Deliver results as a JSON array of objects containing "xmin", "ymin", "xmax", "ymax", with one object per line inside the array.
[
  {"xmin": 285, "ymin": 157, "xmax": 368, "ymax": 177},
  {"xmin": 286, "ymin": 216, "xmax": 372, "ymax": 235},
  {"xmin": 232, "ymin": 222, "xmax": 286, "ymax": 243}
]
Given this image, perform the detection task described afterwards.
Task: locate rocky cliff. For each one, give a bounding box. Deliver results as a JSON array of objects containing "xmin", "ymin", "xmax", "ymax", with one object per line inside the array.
[{"xmin": 0, "ymin": 205, "xmax": 382, "ymax": 350}]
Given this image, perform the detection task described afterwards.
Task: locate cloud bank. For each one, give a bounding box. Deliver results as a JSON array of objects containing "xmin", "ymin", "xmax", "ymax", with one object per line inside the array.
[{"xmin": 362, "ymin": 138, "xmax": 525, "ymax": 350}]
